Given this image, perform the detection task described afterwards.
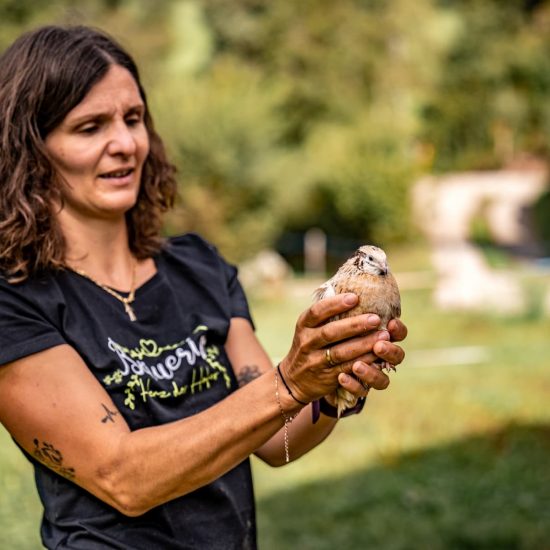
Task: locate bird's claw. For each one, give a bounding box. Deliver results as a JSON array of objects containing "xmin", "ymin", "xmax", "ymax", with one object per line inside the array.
[
  {"xmin": 383, "ymin": 362, "xmax": 397, "ymax": 372},
  {"xmin": 372, "ymin": 360, "xmax": 397, "ymax": 372}
]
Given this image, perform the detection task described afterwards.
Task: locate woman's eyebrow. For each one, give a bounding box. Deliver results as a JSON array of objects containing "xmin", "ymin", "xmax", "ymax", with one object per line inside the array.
[{"xmin": 66, "ymin": 103, "xmax": 145, "ymax": 126}]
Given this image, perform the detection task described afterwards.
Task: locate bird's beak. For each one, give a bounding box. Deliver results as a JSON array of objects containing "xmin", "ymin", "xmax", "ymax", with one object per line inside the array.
[{"xmin": 379, "ymin": 264, "xmax": 388, "ymax": 276}]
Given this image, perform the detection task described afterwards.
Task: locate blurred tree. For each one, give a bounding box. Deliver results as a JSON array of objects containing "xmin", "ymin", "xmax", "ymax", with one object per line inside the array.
[
  {"xmin": 151, "ymin": 4, "xmax": 288, "ymax": 260},
  {"xmin": 2, "ymin": 0, "xmax": 549, "ymax": 263},
  {"xmin": 533, "ymin": 190, "xmax": 550, "ymax": 254},
  {"xmin": 0, "ymin": 0, "xmax": 137, "ymax": 51},
  {"xmin": 172, "ymin": 0, "xmax": 457, "ymax": 259},
  {"xmin": 422, "ymin": 0, "xmax": 550, "ymax": 171}
]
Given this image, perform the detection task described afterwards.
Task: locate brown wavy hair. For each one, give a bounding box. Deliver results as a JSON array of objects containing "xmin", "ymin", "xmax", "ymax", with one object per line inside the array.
[{"xmin": 0, "ymin": 25, "xmax": 177, "ymax": 282}]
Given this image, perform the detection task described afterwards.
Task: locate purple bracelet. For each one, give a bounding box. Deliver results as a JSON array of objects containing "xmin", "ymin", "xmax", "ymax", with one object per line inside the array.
[{"xmin": 311, "ymin": 396, "xmax": 366, "ymax": 424}]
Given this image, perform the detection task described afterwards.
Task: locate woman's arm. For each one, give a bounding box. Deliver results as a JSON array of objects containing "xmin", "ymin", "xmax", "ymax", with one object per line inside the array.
[
  {"xmin": 224, "ymin": 317, "xmax": 336, "ymax": 465},
  {"xmin": 0, "ymin": 293, "xmax": 405, "ymax": 516},
  {"xmin": 226, "ymin": 312, "xmax": 407, "ymax": 467},
  {"xmin": 0, "ymin": 343, "xmax": 289, "ymax": 517}
]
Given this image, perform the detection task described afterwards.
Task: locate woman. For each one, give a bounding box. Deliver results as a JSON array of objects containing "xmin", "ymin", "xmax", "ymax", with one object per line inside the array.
[{"xmin": 0, "ymin": 26, "xmax": 407, "ymax": 549}]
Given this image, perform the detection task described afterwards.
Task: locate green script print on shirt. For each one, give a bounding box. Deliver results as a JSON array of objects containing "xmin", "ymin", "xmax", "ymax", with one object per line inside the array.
[{"xmin": 102, "ymin": 325, "xmax": 232, "ymax": 410}]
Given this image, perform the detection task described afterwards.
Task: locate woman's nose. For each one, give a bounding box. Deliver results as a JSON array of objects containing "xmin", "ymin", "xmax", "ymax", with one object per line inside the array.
[{"xmin": 107, "ymin": 121, "xmax": 137, "ymax": 156}]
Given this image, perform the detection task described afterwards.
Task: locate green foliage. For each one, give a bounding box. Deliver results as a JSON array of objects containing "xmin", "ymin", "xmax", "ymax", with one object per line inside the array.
[
  {"xmin": 153, "ymin": 56, "xmax": 287, "ymax": 261},
  {"xmin": 533, "ymin": 189, "xmax": 550, "ymax": 254},
  {"xmin": 0, "ymin": 0, "xmax": 127, "ymax": 50},
  {"xmin": 421, "ymin": 0, "xmax": 550, "ymax": 171},
  {"xmin": 196, "ymin": 0, "xmax": 450, "ymax": 252},
  {"xmin": 274, "ymin": 116, "xmax": 414, "ymax": 248},
  {"xmin": 0, "ymin": 429, "xmax": 43, "ymax": 548},
  {"xmin": 1, "ymin": 0, "xmax": 549, "ymax": 258},
  {"xmin": 469, "ymin": 200, "xmax": 494, "ymax": 247},
  {"xmin": 468, "ymin": 199, "xmax": 514, "ymax": 268}
]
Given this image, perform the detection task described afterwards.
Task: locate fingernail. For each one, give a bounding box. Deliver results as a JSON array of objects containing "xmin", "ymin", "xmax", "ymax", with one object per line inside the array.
[
  {"xmin": 367, "ymin": 314, "xmax": 380, "ymax": 325},
  {"xmin": 353, "ymin": 362, "xmax": 366, "ymax": 375},
  {"xmin": 377, "ymin": 330, "xmax": 390, "ymax": 341},
  {"xmin": 343, "ymin": 294, "xmax": 358, "ymax": 306},
  {"xmin": 340, "ymin": 373, "xmax": 350, "ymax": 383}
]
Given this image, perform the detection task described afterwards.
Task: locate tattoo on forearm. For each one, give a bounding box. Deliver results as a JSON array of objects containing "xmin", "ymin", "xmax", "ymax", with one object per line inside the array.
[
  {"xmin": 33, "ymin": 439, "xmax": 75, "ymax": 480},
  {"xmin": 101, "ymin": 403, "xmax": 118, "ymax": 424},
  {"xmin": 237, "ymin": 364, "xmax": 262, "ymax": 387}
]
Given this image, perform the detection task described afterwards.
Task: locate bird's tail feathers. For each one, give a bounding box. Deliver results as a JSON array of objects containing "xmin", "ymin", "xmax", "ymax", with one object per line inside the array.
[{"xmin": 336, "ymin": 387, "xmax": 358, "ymax": 417}]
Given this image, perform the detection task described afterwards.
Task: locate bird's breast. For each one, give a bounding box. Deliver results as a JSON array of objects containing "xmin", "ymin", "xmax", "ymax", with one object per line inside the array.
[{"xmin": 332, "ymin": 273, "xmax": 401, "ymax": 326}]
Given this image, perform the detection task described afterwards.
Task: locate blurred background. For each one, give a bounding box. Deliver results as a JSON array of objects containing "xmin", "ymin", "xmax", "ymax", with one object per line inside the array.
[{"xmin": 1, "ymin": 1, "xmax": 549, "ymax": 548}]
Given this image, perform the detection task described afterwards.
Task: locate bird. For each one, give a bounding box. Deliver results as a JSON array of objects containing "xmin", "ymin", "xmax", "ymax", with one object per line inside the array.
[{"xmin": 314, "ymin": 245, "xmax": 401, "ymax": 416}]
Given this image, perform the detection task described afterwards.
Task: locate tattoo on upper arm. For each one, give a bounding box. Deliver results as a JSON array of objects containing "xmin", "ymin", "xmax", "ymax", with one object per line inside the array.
[
  {"xmin": 33, "ymin": 439, "xmax": 75, "ymax": 480},
  {"xmin": 237, "ymin": 364, "xmax": 262, "ymax": 387},
  {"xmin": 100, "ymin": 403, "xmax": 118, "ymax": 424}
]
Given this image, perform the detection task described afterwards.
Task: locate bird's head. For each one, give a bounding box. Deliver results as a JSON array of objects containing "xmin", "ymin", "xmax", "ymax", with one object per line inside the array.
[{"xmin": 352, "ymin": 245, "xmax": 389, "ymax": 276}]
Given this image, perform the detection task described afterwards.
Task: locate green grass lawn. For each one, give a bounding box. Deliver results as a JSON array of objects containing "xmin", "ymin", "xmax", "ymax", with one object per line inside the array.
[
  {"xmin": 249, "ymin": 251, "xmax": 550, "ymax": 549},
  {"xmin": 0, "ymin": 428, "xmax": 43, "ymax": 549},
  {"xmin": 1, "ymin": 247, "xmax": 549, "ymax": 549}
]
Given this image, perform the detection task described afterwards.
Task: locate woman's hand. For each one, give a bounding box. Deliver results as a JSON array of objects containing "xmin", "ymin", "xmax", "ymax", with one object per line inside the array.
[
  {"xmin": 337, "ymin": 317, "xmax": 407, "ymax": 399},
  {"xmin": 279, "ymin": 294, "xmax": 406, "ymax": 404}
]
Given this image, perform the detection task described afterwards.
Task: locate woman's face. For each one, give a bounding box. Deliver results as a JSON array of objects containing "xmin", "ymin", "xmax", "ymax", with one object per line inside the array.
[{"xmin": 45, "ymin": 64, "xmax": 150, "ymax": 222}]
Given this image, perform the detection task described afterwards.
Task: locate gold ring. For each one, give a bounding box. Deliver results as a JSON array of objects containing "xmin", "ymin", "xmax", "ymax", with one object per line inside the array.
[{"xmin": 325, "ymin": 347, "xmax": 337, "ymax": 367}]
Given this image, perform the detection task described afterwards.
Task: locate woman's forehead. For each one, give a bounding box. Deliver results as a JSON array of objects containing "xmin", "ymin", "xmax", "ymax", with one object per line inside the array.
[{"xmin": 62, "ymin": 65, "xmax": 144, "ymax": 122}]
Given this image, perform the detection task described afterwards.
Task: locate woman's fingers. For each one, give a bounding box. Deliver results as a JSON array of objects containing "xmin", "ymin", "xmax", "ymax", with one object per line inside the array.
[
  {"xmin": 387, "ymin": 318, "xmax": 408, "ymax": 342},
  {"xmin": 322, "ymin": 313, "xmax": 381, "ymax": 346},
  {"xmin": 338, "ymin": 373, "xmax": 370, "ymax": 397},
  {"xmin": 283, "ymin": 299, "xmax": 408, "ymax": 402},
  {"xmin": 373, "ymin": 339, "xmax": 405, "ymax": 366},
  {"xmin": 338, "ymin": 361, "xmax": 390, "ymax": 394},
  {"xmin": 351, "ymin": 361, "xmax": 390, "ymax": 390},
  {"xmin": 334, "ymin": 333, "xmax": 405, "ymax": 398},
  {"xmin": 299, "ymin": 293, "xmax": 359, "ymax": 328},
  {"xmin": 320, "ymin": 327, "xmax": 389, "ymax": 367},
  {"xmin": 328, "ymin": 338, "xmax": 405, "ymax": 377}
]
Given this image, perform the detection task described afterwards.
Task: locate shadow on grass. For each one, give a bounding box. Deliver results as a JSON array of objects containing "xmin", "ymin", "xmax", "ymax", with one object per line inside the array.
[{"xmin": 257, "ymin": 423, "xmax": 550, "ymax": 550}]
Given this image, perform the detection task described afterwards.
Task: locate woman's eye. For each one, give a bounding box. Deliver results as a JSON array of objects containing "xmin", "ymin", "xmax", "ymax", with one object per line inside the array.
[
  {"xmin": 126, "ymin": 116, "xmax": 142, "ymax": 127},
  {"xmin": 79, "ymin": 125, "xmax": 98, "ymax": 134}
]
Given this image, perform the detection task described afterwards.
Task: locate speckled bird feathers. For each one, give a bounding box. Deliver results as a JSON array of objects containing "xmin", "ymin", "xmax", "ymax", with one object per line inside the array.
[
  {"xmin": 328, "ymin": 271, "xmax": 401, "ymax": 328},
  {"xmin": 314, "ymin": 245, "xmax": 401, "ymax": 415},
  {"xmin": 314, "ymin": 246, "xmax": 401, "ymax": 328}
]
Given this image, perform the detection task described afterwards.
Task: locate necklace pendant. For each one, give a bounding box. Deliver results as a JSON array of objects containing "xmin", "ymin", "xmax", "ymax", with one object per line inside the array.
[
  {"xmin": 68, "ymin": 262, "xmax": 138, "ymax": 322},
  {"xmin": 124, "ymin": 303, "xmax": 137, "ymax": 322}
]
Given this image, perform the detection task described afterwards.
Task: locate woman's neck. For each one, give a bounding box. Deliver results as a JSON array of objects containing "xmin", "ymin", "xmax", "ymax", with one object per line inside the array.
[{"xmin": 59, "ymin": 212, "xmax": 135, "ymax": 289}]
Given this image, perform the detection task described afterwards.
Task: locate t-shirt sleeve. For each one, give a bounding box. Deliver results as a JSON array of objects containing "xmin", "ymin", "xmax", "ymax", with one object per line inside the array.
[
  {"xmin": 0, "ymin": 279, "xmax": 66, "ymax": 366},
  {"xmin": 222, "ymin": 260, "xmax": 254, "ymax": 327},
  {"xmin": 166, "ymin": 234, "xmax": 255, "ymax": 329}
]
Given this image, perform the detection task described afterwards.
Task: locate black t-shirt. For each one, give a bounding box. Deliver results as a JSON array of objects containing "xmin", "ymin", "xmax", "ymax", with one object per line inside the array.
[{"xmin": 0, "ymin": 234, "xmax": 257, "ymax": 549}]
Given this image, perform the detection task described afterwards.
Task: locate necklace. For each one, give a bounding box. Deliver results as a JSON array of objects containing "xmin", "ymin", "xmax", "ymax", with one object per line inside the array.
[{"xmin": 70, "ymin": 260, "xmax": 138, "ymax": 322}]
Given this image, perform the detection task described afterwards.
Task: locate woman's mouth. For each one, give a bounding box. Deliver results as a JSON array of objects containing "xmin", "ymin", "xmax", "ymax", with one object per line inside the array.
[{"xmin": 99, "ymin": 168, "xmax": 134, "ymax": 179}]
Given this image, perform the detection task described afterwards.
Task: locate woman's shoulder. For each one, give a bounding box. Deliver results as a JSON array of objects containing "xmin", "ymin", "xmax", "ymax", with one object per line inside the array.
[
  {"xmin": 161, "ymin": 233, "xmax": 237, "ymax": 281},
  {"xmin": 0, "ymin": 270, "xmax": 60, "ymax": 296},
  {"xmin": 162, "ymin": 233, "xmax": 226, "ymax": 264},
  {"xmin": 0, "ymin": 271, "xmax": 67, "ymax": 321},
  {"xmin": 165, "ymin": 232, "xmax": 217, "ymax": 252}
]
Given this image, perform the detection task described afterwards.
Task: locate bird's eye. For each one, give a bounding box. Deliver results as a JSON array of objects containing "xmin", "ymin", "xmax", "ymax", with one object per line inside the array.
[{"xmin": 368, "ymin": 256, "xmax": 374, "ymax": 262}]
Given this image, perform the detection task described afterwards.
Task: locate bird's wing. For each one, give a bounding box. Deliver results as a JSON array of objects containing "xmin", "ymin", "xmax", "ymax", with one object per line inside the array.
[
  {"xmin": 388, "ymin": 273, "xmax": 402, "ymax": 319},
  {"xmin": 313, "ymin": 279, "xmax": 336, "ymax": 302}
]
